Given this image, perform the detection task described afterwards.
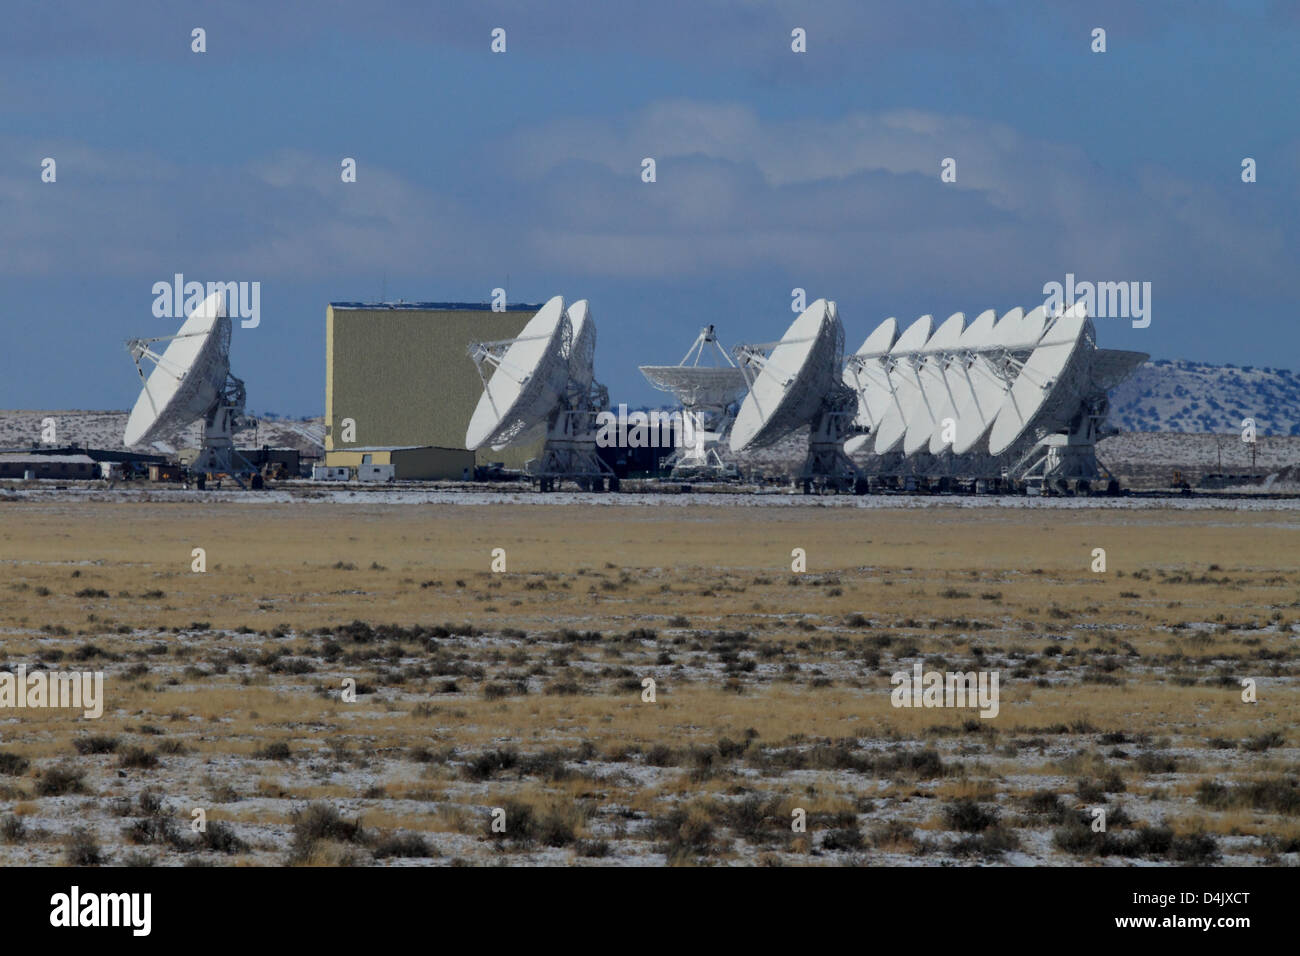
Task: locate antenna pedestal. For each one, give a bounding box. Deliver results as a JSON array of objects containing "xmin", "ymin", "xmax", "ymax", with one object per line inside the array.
[
  {"xmin": 799, "ymin": 387, "xmax": 867, "ymax": 493},
  {"xmin": 1007, "ymin": 392, "xmax": 1113, "ymax": 491},
  {"xmin": 660, "ymin": 411, "xmax": 737, "ymax": 479},
  {"xmin": 528, "ymin": 383, "xmax": 615, "ymax": 491},
  {"xmin": 192, "ymin": 417, "xmax": 236, "ymax": 474},
  {"xmin": 190, "ymin": 375, "xmax": 247, "ymax": 476},
  {"xmin": 529, "ymin": 415, "xmax": 614, "ymax": 491}
]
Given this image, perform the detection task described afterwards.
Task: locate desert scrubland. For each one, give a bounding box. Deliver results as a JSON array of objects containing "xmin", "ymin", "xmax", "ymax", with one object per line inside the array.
[{"xmin": 0, "ymin": 498, "xmax": 1297, "ymax": 865}]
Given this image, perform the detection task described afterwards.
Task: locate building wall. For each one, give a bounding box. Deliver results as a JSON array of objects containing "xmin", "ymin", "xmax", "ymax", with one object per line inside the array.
[
  {"xmin": 392, "ymin": 446, "xmax": 474, "ymax": 480},
  {"xmin": 0, "ymin": 457, "xmax": 97, "ymax": 478},
  {"xmin": 324, "ymin": 446, "xmax": 474, "ymax": 480},
  {"xmin": 326, "ymin": 304, "xmax": 547, "ymax": 471}
]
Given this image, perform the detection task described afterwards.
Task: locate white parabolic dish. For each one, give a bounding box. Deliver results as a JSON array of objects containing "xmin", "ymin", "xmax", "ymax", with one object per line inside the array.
[
  {"xmin": 930, "ymin": 308, "xmax": 998, "ymax": 455},
  {"xmin": 902, "ymin": 312, "xmax": 965, "ymax": 456},
  {"xmin": 941, "ymin": 307, "xmax": 1027, "ymax": 455},
  {"xmin": 566, "ymin": 299, "xmax": 596, "ymax": 391},
  {"xmin": 1016, "ymin": 304, "xmax": 1049, "ymax": 348},
  {"xmin": 730, "ymin": 299, "xmax": 834, "ymax": 452},
  {"xmin": 639, "ymin": 365, "xmax": 748, "ymax": 409},
  {"xmin": 1091, "ymin": 349, "xmax": 1148, "ymax": 390},
  {"xmin": 872, "ymin": 314, "xmax": 934, "ymax": 455},
  {"xmin": 987, "ymin": 306, "xmax": 1089, "ymax": 457},
  {"xmin": 991, "ymin": 307, "xmax": 1026, "ymax": 347},
  {"xmin": 842, "ymin": 316, "xmax": 899, "ymax": 446},
  {"xmin": 640, "ymin": 323, "xmax": 748, "ymax": 409},
  {"xmin": 123, "ymin": 292, "xmax": 231, "ymax": 448},
  {"xmin": 465, "ymin": 296, "xmax": 570, "ymax": 451}
]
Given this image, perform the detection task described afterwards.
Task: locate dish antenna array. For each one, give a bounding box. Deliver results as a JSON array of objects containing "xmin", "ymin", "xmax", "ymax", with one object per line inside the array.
[
  {"xmin": 638, "ymin": 325, "xmax": 748, "ymax": 478},
  {"xmin": 123, "ymin": 291, "xmax": 252, "ymax": 475},
  {"xmin": 841, "ymin": 303, "xmax": 1147, "ymax": 487},
  {"xmin": 465, "ymin": 296, "xmax": 616, "ymax": 491},
  {"xmin": 729, "ymin": 300, "xmax": 867, "ymax": 492}
]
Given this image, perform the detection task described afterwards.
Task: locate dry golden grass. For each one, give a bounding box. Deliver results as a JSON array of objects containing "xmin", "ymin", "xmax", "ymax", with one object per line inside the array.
[{"xmin": 0, "ymin": 497, "xmax": 1297, "ymax": 865}]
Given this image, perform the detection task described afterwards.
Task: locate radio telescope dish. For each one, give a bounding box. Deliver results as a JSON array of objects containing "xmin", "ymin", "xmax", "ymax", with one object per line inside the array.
[
  {"xmin": 125, "ymin": 292, "xmax": 229, "ymax": 447},
  {"xmin": 638, "ymin": 366, "xmax": 748, "ymax": 410},
  {"xmin": 990, "ymin": 307, "xmax": 1025, "ymax": 347},
  {"xmin": 871, "ymin": 314, "xmax": 934, "ymax": 455},
  {"xmin": 842, "ymin": 317, "xmax": 899, "ymax": 455},
  {"xmin": 731, "ymin": 299, "xmax": 864, "ymax": 492},
  {"xmin": 942, "ymin": 310, "xmax": 1019, "ymax": 456},
  {"xmin": 987, "ymin": 305, "xmax": 1089, "ymax": 457},
  {"xmin": 510, "ymin": 298, "xmax": 596, "ymax": 452},
  {"xmin": 902, "ymin": 312, "xmax": 965, "ymax": 455},
  {"xmin": 964, "ymin": 308, "xmax": 998, "ymax": 338},
  {"xmin": 1090, "ymin": 349, "xmax": 1148, "ymax": 390},
  {"xmin": 833, "ymin": 301, "xmax": 1143, "ymax": 489},
  {"xmin": 639, "ymin": 325, "xmax": 748, "ymax": 410},
  {"xmin": 465, "ymin": 296, "xmax": 570, "ymax": 451},
  {"xmin": 929, "ymin": 308, "xmax": 997, "ymax": 455},
  {"xmin": 124, "ymin": 291, "xmax": 249, "ymax": 476},
  {"xmin": 936, "ymin": 307, "xmax": 1035, "ymax": 456},
  {"xmin": 640, "ymin": 325, "xmax": 747, "ymax": 478},
  {"xmin": 466, "ymin": 296, "xmax": 615, "ymax": 491},
  {"xmin": 566, "ymin": 299, "xmax": 597, "ymax": 391},
  {"xmin": 731, "ymin": 300, "xmax": 835, "ymax": 451},
  {"xmin": 1016, "ymin": 305, "xmax": 1048, "ymax": 348}
]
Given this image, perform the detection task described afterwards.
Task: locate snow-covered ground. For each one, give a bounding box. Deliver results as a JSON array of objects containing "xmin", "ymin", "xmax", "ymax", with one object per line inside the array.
[{"xmin": 5, "ymin": 484, "xmax": 1300, "ymax": 512}]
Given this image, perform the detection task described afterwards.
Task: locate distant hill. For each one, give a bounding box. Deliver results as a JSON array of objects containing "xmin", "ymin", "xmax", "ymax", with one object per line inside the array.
[{"xmin": 1109, "ymin": 360, "xmax": 1300, "ymax": 435}]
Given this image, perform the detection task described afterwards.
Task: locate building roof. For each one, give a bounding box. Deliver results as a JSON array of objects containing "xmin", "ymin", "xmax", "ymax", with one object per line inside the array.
[
  {"xmin": 0, "ymin": 453, "xmax": 97, "ymax": 465},
  {"xmin": 0, "ymin": 446, "xmax": 167, "ymax": 463},
  {"xmin": 329, "ymin": 301, "xmax": 543, "ymax": 312},
  {"xmin": 327, "ymin": 445, "xmax": 466, "ymax": 452}
]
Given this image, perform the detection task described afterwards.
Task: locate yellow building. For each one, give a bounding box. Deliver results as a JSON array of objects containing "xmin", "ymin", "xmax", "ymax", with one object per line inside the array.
[{"xmin": 325, "ymin": 301, "xmax": 546, "ymax": 473}]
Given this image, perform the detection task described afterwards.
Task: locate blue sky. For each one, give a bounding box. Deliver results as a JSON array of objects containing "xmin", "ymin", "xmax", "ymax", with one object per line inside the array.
[{"xmin": 3, "ymin": 0, "xmax": 1298, "ymax": 416}]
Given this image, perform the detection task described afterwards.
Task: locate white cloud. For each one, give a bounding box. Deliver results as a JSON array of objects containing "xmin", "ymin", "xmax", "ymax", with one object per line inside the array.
[
  {"xmin": 0, "ymin": 104, "xmax": 1293, "ymax": 307},
  {"xmin": 508, "ymin": 101, "xmax": 1295, "ymax": 296}
]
